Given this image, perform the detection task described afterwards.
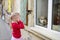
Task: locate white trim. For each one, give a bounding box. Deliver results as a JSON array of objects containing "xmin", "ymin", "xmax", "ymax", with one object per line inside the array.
[
  {"xmin": 30, "ymin": 26, "xmax": 60, "ymax": 40},
  {"xmin": 35, "ymin": 25, "xmax": 60, "ymax": 33},
  {"xmin": 47, "ymin": 0, "xmax": 53, "ymax": 30},
  {"xmin": 34, "ymin": 0, "xmax": 36, "ymax": 26}
]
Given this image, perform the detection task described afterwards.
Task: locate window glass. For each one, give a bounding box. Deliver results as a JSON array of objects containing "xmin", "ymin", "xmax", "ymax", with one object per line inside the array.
[
  {"xmin": 52, "ymin": 0, "xmax": 60, "ymax": 32},
  {"xmin": 36, "ymin": 0, "xmax": 48, "ymax": 28}
]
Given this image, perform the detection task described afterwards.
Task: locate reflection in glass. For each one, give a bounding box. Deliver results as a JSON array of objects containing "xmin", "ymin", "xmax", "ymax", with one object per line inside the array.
[
  {"xmin": 52, "ymin": 0, "xmax": 60, "ymax": 32},
  {"xmin": 36, "ymin": 0, "xmax": 48, "ymax": 28}
]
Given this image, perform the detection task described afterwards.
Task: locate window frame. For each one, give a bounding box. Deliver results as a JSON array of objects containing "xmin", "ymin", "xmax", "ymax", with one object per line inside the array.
[
  {"xmin": 34, "ymin": 0, "xmax": 52, "ymax": 30},
  {"xmin": 34, "ymin": 0, "xmax": 60, "ymax": 39}
]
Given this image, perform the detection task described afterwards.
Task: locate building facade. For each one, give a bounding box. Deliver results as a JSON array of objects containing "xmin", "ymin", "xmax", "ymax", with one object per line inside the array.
[{"xmin": 0, "ymin": 0, "xmax": 60, "ymax": 40}]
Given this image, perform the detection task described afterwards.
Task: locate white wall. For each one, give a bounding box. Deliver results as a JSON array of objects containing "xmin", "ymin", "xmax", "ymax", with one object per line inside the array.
[
  {"xmin": 28, "ymin": 0, "xmax": 34, "ymax": 27},
  {"xmin": 13, "ymin": 0, "xmax": 20, "ymax": 13}
]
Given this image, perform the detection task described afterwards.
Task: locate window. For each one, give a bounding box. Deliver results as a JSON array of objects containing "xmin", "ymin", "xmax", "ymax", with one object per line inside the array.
[
  {"xmin": 34, "ymin": 0, "xmax": 60, "ymax": 39},
  {"xmin": 52, "ymin": 0, "xmax": 60, "ymax": 32},
  {"xmin": 36, "ymin": 0, "xmax": 48, "ymax": 28}
]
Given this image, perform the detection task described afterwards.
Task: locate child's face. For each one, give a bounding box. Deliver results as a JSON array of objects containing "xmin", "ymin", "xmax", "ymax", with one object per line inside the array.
[{"xmin": 12, "ymin": 13, "xmax": 20, "ymax": 21}]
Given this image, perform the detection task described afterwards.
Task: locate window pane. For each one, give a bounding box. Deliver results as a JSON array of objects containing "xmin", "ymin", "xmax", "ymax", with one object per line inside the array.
[
  {"xmin": 52, "ymin": 0, "xmax": 60, "ymax": 32},
  {"xmin": 36, "ymin": 0, "xmax": 48, "ymax": 28}
]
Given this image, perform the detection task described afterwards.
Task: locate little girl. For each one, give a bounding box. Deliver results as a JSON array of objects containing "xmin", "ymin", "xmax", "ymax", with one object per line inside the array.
[{"xmin": 10, "ymin": 12, "xmax": 24, "ymax": 40}]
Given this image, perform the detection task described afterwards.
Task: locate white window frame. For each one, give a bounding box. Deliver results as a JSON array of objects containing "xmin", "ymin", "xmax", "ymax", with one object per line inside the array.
[{"xmin": 33, "ymin": 0, "xmax": 60, "ymax": 40}]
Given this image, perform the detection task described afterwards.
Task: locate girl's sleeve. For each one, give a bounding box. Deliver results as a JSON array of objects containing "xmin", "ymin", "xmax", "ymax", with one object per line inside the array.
[{"xmin": 18, "ymin": 21, "xmax": 24, "ymax": 29}]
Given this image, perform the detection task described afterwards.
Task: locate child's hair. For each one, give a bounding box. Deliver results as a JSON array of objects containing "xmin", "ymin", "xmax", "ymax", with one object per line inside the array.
[
  {"xmin": 10, "ymin": 12, "xmax": 20, "ymax": 20},
  {"xmin": 9, "ymin": 12, "xmax": 20, "ymax": 23}
]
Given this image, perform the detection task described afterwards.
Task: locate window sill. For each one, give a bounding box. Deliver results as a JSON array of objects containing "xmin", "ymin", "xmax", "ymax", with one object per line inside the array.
[
  {"xmin": 24, "ymin": 26, "xmax": 60, "ymax": 40},
  {"xmin": 24, "ymin": 26, "xmax": 51, "ymax": 40},
  {"xmin": 30, "ymin": 26, "xmax": 60, "ymax": 40}
]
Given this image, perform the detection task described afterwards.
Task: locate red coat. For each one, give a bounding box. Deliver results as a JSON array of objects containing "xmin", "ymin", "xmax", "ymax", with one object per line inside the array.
[{"xmin": 11, "ymin": 20, "xmax": 24, "ymax": 38}]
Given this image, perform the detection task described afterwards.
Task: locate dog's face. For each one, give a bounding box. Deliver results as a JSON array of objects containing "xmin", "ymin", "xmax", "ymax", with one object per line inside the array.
[
  {"xmin": 40, "ymin": 19, "xmax": 45, "ymax": 24},
  {"xmin": 39, "ymin": 16, "xmax": 47, "ymax": 25}
]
